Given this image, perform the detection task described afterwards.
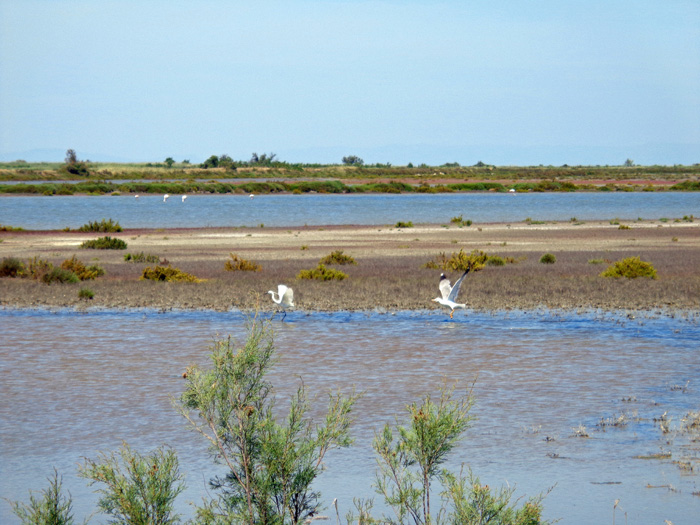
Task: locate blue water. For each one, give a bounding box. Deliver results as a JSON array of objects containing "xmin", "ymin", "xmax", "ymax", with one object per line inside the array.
[
  {"xmin": 1, "ymin": 192, "xmax": 698, "ymax": 229},
  {"xmin": 1, "ymin": 308, "xmax": 699, "ymax": 523}
]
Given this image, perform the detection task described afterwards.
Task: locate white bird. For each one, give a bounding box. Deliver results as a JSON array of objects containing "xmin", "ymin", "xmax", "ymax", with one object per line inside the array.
[
  {"xmin": 181, "ymin": 195, "xmax": 187, "ymax": 202},
  {"xmin": 134, "ymin": 194, "xmax": 139, "ymax": 199},
  {"xmin": 509, "ymin": 188, "xmax": 516, "ymax": 193},
  {"xmin": 432, "ymin": 269, "xmax": 470, "ymax": 319},
  {"xmin": 249, "ymin": 194, "xmax": 255, "ymax": 199},
  {"xmin": 268, "ymin": 284, "xmax": 294, "ymax": 320},
  {"xmin": 163, "ymin": 194, "xmax": 170, "ymax": 202}
]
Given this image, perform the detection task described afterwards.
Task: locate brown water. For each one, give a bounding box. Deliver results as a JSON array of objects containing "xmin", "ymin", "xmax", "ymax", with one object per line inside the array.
[{"xmin": 1, "ymin": 308, "xmax": 699, "ymax": 523}]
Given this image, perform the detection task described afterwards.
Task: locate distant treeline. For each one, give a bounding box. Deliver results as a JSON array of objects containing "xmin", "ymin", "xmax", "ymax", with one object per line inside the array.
[{"xmin": 1, "ymin": 179, "xmax": 698, "ymax": 195}]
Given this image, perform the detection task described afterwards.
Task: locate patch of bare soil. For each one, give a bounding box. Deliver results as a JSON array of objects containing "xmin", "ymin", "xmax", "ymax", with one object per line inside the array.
[{"xmin": 1, "ymin": 220, "xmax": 699, "ymax": 313}]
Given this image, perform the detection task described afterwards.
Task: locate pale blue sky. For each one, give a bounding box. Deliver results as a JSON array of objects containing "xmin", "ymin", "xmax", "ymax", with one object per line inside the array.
[{"xmin": 1, "ymin": 1, "xmax": 699, "ymax": 165}]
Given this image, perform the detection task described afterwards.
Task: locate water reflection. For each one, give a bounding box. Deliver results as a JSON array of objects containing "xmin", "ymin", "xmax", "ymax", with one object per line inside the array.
[{"xmin": 1, "ymin": 308, "xmax": 698, "ymax": 523}]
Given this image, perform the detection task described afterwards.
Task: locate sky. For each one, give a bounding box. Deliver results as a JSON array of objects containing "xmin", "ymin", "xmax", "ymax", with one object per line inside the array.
[{"xmin": 1, "ymin": 0, "xmax": 699, "ymax": 166}]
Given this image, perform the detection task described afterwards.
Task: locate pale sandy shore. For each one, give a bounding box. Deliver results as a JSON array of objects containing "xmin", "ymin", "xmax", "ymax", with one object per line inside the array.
[{"xmin": 1, "ymin": 220, "xmax": 699, "ymax": 313}]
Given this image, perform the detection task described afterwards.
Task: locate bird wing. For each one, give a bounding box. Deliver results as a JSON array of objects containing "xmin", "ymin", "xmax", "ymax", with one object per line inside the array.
[
  {"xmin": 438, "ymin": 274, "xmax": 452, "ymax": 300},
  {"xmin": 282, "ymin": 287, "xmax": 294, "ymax": 306},
  {"xmin": 277, "ymin": 284, "xmax": 289, "ymax": 298},
  {"xmin": 447, "ymin": 269, "xmax": 470, "ymax": 302}
]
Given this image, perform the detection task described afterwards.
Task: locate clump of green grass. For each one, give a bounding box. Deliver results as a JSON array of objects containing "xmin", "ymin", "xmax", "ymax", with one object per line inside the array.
[
  {"xmin": 618, "ymin": 224, "xmax": 630, "ymax": 230},
  {"xmin": 486, "ymin": 255, "xmax": 506, "ymax": 266},
  {"xmin": 423, "ymin": 249, "xmax": 488, "ymax": 272},
  {"xmin": 42, "ymin": 267, "xmax": 79, "ymax": 284},
  {"xmin": 450, "ymin": 215, "xmax": 472, "ymax": 227},
  {"xmin": 124, "ymin": 252, "xmax": 161, "ymax": 263},
  {"xmin": 0, "ymin": 257, "xmax": 25, "ymax": 277},
  {"xmin": 60, "ymin": 255, "xmax": 105, "ymax": 280},
  {"xmin": 24, "ymin": 256, "xmax": 53, "ymax": 280},
  {"xmin": 80, "ymin": 236, "xmax": 127, "ymax": 250},
  {"xmin": 0, "ymin": 224, "xmax": 25, "ymax": 231},
  {"xmin": 300, "ymin": 245, "xmax": 309, "ymax": 250},
  {"xmin": 672, "ymin": 237, "xmax": 679, "ymax": 242},
  {"xmin": 224, "ymin": 253, "xmax": 261, "ymax": 272},
  {"xmin": 297, "ymin": 263, "xmax": 347, "ymax": 281},
  {"xmin": 395, "ymin": 221, "xmax": 413, "ymax": 228},
  {"xmin": 319, "ymin": 250, "xmax": 357, "ymax": 265},
  {"xmin": 588, "ymin": 258, "xmax": 607, "ymax": 265},
  {"xmin": 78, "ymin": 287, "xmax": 95, "ymax": 300},
  {"xmin": 525, "ymin": 218, "xmax": 546, "ymax": 225},
  {"xmin": 539, "ymin": 253, "xmax": 556, "ymax": 264},
  {"xmin": 600, "ymin": 256, "xmax": 657, "ymax": 279},
  {"xmin": 78, "ymin": 218, "xmax": 122, "ymax": 232},
  {"xmin": 141, "ymin": 265, "xmax": 204, "ymax": 282}
]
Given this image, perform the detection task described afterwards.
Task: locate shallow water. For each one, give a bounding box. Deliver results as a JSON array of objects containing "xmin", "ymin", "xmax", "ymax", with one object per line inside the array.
[
  {"xmin": 1, "ymin": 308, "xmax": 698, "ymax": 523},
  {"xmin": 1, "ymin": 192, "xmax": 699, "ymax": 229}
]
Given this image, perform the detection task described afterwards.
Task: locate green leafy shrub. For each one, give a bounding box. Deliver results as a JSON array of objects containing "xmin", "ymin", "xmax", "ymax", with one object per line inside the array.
[
  {"xmin": 78, "ymin": 218, "xmax": 122, "ymax": 233},
  {"xmin": 0, "ymin": 224, "xmax": 25, "ymax": 231},
  {"xmin": 43, "ymin": 267, "xmax": 80, "ymax": 284},
  {"xmin": 450, "ymin": 215, "xmax": 472, "ymax": 226},
  {"xmin": 124, "ymin": 252, "xmax": 161, "ymax": 263},
  {"xmin": 141, "ymin": 265, "xmax": 204, "ymax": 282},
  {"xmin": 79, "ymin": 443, "xmax": 185, "ymax": 525},
  {"xmin": 78, "ymin": 287, "xmax": 95, "ymax": 300},
  {"xmin": 61, "ymin": 255, "xmax": 105, "ymax": 280},
  {"xmin": 224, "ymin": 253, "xmax": 262, "ymax": 272},
  {"xmin": 319, "ymin": 250, "xmax": 357, "ymax": 265},
  {"xmin": 297, "ymin": 263, "xmax": 347, "ymax": 281},
  {"xmin": 24, "ymin": 256, "xmax": 53, "ymax": 280},
  {"xmin": 9, "ymin": 469, "xmax": 75, "ymax": 525},
  {"xmin": 486, "ymin": 255, "xmax": 506, "ymax": 266},
  {"xmin": 0, "ymin": 257, "xmax": 25, "ymax": 277},
  {"xmin": 600, "ymin": 256, "xmax": 657, "ymax": 279},
  {"xmin": 80, "ymin": 236, "xmax": 127, "ymax": 250},
  {"xmin": 395, "ymin": 221, "xmax": 414, "ymax": 228},
  {"xmin": 539, "ymin": 253, "xmax": 557, "ymax": 264},
  {"xmin": 423, "ymin": 249, "xmax": 488, "ymax": 272}
]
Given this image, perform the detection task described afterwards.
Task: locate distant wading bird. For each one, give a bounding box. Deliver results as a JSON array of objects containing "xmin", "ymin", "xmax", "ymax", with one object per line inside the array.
[
  {"xmin": 181, "ymin": 195, "xmax": 187, "ymax": 202},
  {"xmin": 432, "ymin": 269, "xmax": 470, "ymax": 319},
  {"xmin": 163, "ymin": 194, "xmax": 170, "ymax": 202},
  {"xmin": 268, "ymin": 284, "xmax": 294, "ymax": 320}
]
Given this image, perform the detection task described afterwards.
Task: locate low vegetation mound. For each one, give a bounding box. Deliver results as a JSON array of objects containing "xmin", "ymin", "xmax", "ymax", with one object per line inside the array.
[
  {"xmin": 60, "ymin": 255, "xmax": 105, "ymax": 280},
  {"xmin": 80, "ymin": 236, "xmax": 127, "ymax": 250},
  {"xmin": 318, "ymin": 250, "xmax": 357, "ymax": 265},
  {"xmin": 600, "ymin": 256, "xmax": 657, "ymax": 279},
  {"xmin": 297, "ymin": 263, "xmax": 347, "ymax": 281},
  {"xmin": 0, "ymin": 257, "xmax": 24, "ymax": 277},
  {"xmin": 539, "ymin": 253, "xmax": 557, "ymax": 264},
  {"xmin": 124, "ymin": 252, "xmax": 162, "ymax": 263},
  {"xmin": 78, "ymin": 218, "xmax": 122, "ymax": 233},
  {"xmin": 423, "ymin": 249, "xmax": 491, "ymax": 272},
  {"xmin": 224, "ymin": 253, "xmax": 262, "ymax": 272},
  {"xmin": 141, "ymin": 265, "xmax": 204, "ymax": 282}
]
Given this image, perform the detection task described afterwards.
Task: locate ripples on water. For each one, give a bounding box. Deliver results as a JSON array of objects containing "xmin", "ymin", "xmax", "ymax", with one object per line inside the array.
[
  {"xmin": 1, "ymin": 192, "xmax": 699, "ymax": 229},
  {"xmin": 1, "ymin": 308, "xmax": 699, "ymax": 523}
]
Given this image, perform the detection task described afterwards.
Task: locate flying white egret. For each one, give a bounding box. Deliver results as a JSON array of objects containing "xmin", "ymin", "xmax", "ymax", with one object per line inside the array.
[
  {"xmin": 432, "ymin": 268, "xmax": 470, "ymax": 319},
  {"xmin": 268, "ymin": 284, "xmax": 294, "ymax": 320},
  {"xmin": 163, "ymin": 194, "xmax": 170, "ymax": 202},
  {"xmin": 181, "ymin": 195, "xmax": 187, "ymax": 202}
]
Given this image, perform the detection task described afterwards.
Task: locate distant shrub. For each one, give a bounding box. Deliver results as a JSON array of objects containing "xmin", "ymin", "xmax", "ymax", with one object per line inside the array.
[
  {"xmin": 24, "ymin": 256, "xmax": 53, "ymax": 280},
  {"xmin": 319, "ymin": 250, "xmax": 357, "ymax": 265},
  {"xmin": 539, "ymin": 253, "xmax": 557, "ymax": 264},
  {"xmin": 78, "ymin": 218, "xmax": 122, "ymax": 232},
  {"xmin": 141, "ymin": 265, "xmax": 204, "ymax": 282},
  {"xmin": 0, "ymin": 257, "xmax": 25, "ymax": 277},
  {"xmin": 588, "ymin": 258, "xmax": 606, "ymax": 265},
  {"xmin": 60, "ymin": 255, "xmax": 105, "ymax": 280},
  {"xmin": 43, "ymin": 267, "xmax": 79, "ymax": 284},
  {"xmin": 450, "ymin": 215, "xmax": 473, "ymax": 227},
  {"xmin": 395, "ymin": 221, "xmax": 414, "ymax": 228},
  {"xmin": 124, "ymin": 252, "xmax": 161, "ymax": 263},
  {"xmin": 80, "ymin": 236, "xmax": 127, "ymax": 250},
  {"xmin": 0, "ymin": 224, "xmax": 25, "ymax": 231},
  {"xmin": 423, "ymin": 249, "xmax": 488, "ymax": 272},
  {"xmin": 618, "ymin": 224, "xmax": 630, "ymax": 230},
  {"xmin": 78, "ymin": 287, "xmax": 95, "ymax": 300},
  {"xmin": 600, "ymin": 256, "xmax": 657, "ymax": 279},
  {"xmin": 297, "ymin": 263, "xmax": 347, "ymax": 281},
  {"xmin": 224, "ymin": 253, "xmax": 261, "ymax": 272},
  {"xmin": 486, "ymin": 255, "xmax": 506, "ymax": 266}
]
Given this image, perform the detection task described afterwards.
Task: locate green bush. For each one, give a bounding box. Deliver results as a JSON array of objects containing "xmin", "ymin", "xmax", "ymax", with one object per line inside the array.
[
  {"xmin": 297, "ymin": 263, "xmax": 347, "ymax": 281},
  {"xmin": 224, "ymin": 253, "xmax": 262, "ymax": 272},
  {"xmin": 42, "ymin": 267, "xmax": 80, "ymax": 284},
  {"xmin": 78, "ymin": 218, "xmax": 122, "ymax": 232},
  {"xmin": 423, "ymin": 249, "xmax": 488, "ymax": 272},
  {"xmin": 539, "ymin": 253, "xmax": 557, "ymax": 264},
  {"xmin": 0, "ymin": 257, "xmax": 25, "ymax": 277},
  {"xmin": 395, "ymin": 221, "xmax": 414, "ymax": 228},
  {"xmin": 78, "ymin": 287, "xmax": 95, "ymax": 300},
  {"xmin": 486, "ymin": 255, "xmax": 506, "ymax": 266},
  {"xmin": 9, "ymin": 469, "xmax": 75, "ymax": 525},
  {"xmin": 600, "ymin": 256, "xmax": 657, "ymax": 279},
  {"xmin": 319, "ymin": 250, "xmax": 357, "ymax": 265},
  {"xmin": 124, "ymin": 252, "xmax": 161, "ymax": 263},
  {"xmin": 80, "ymin": 236, "xmax": 127, "ymax": 250},
  {"xmin": 141, "ymin": 265, "xmax": 203, "ymax": 282},
  {"xmin": 24, "ymin": 256, "xmax": 53, "ymax": 280}
]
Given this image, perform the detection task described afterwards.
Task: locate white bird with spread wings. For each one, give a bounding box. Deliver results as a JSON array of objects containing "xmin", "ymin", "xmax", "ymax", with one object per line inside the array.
[
  {"xmin": 268, "ymin": 284, "xmax": 295, "ymax": 320},
  {"xmin": 432, "ymin": 269, "xmax": 470, "ymax": 319}
]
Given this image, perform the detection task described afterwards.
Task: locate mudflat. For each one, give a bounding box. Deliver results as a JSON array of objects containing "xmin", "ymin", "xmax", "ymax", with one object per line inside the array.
[{"xmin": 1, "ymin": 220, "xmax": 699, "ymax": 313}]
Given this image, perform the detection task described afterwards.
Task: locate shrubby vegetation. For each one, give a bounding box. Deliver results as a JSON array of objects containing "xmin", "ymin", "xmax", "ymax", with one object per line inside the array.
[
  {"xmin": 319, "ymin": 250, "xmax": 357, "ymax": 265},
  {"xmin": 60, "ymin": 255, "xmax": 105, "ymax": 280},
  {"xmin": 539, "ymin": 253, "xmax": 557, "ymax": 264},
  {"xmin": 124, "ymin": 251, "xmax": 162, "ymax": 263},
  {"xmin": 297, "ymin": 263, "xmax": 348, "ymax": 281},
  {"xmin": 1, "ymin": 255, "xmax": 104, "ymax": 283},
  {"xmin": 80, "ymin": 236, "xmax": 127, "ymax": 250},
  {"xmin": 141, "ymin": 265, "xmax": 204, "ymax": 282},
  {"xmin": 224, "ymin": 253, "xmax": 262, "ymax": 272},
  {"xmin": 600, "ymin": 256, "xmax": 657, "ymax": 279},
  {"xmin": 77, "ymin": 218, "xmax": 122, "ymax": 233},
  {"xmin": 9, "ymin": 469, "xmax": 75, "ymax": 525},
  {"xmin": 423, "ymin": 249, "xmax": 492, "ymax": 272}
]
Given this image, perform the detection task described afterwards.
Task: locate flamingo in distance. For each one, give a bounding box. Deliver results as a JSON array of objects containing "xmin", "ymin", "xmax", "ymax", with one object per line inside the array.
[
  {"xmin": 268, "ymin": 284, "xmax": 294, "ymax": 320},
  {"xmin": 432, "ymin": 269, "xmax": 470, "ymax": 319},
  {"xmin": 163, "ymin": 194, "xmax": 170, "ymax": 202}
]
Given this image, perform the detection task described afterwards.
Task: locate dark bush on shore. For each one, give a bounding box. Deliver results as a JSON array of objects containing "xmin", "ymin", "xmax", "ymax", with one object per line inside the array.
[
  {"xmin": 0, "ymin": 257, "xmax": 24, "ymax": 277},
  {"xmin": 224, "ymin": 253, "xmax": 261, "ymax": 272},
  {"xmin": 78, "ymin": 218, "xmax": 122, "ymax": 232},
  {"xmin": 297, "ymin": 263, "xmax": 347, "ymax": 281},
  {"xmin": 319, "ymin": 250, "xmax": 357, "ymax": 265},
  {"xmin": 540, "ymin": 253, "xmax": 557, "ymax": 264},
  {"xmin": 124, "ymin": 252, "xmax": 161, "ymax": 263},
  {"xmin": 80, "ymin": 236, "xmax": 127, "ymax": 250},
  {"xmin": 141, "ymin": 265, "xmax": 204, "ymax": 282}
]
